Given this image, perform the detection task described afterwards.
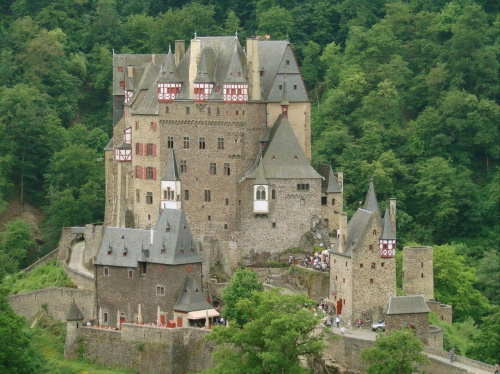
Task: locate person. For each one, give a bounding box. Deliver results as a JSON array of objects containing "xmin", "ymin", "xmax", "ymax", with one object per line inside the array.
[
  {"xmin": 330, "ymin": 316, "xmax": 334, "ymax": 327},
  {"xmin": 356, "ymin": 318, "xmax": 362, "ymax": 328},
  {"xmin": 450, "ymin": 347, "xmax": 455, "ymax": 363},
  {"xmin": 336, "ymin": 315, "xmax": 340, "ymax": 328},
  {"xmin": 347, "ymin": 320, "xmax": 352, "ymax": 334},
  {"xmin": 340, "ymin": 326, "xmax": 346, "ymax": 335},
  {"xmin": 494, "ymin": 363, "xmax": 499, "ymax": 374}
]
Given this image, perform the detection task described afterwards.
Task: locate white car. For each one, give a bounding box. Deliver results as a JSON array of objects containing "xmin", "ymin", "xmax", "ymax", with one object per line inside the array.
[{"xmin": 371, "ymin": 320, "xmax": 385, "ymax": 331}]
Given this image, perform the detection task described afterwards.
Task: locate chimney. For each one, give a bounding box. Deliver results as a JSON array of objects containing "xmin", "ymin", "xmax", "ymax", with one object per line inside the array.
[
  {"xmin": 150, "ymin": 228, "xmax": 154, "ymax": 245},
  {"xmin": 127, "ymin": 65, "xmax": 133, "ymax": 78},
  {"xmin": 390, "ymin": 198, "xmax": 397, "ymax": 235},
  {"xmin": 337, "ymin": 170, "xmax": 344, "ymax": 193},
  {"xmin": 188, "ymin": 38, "xmax": 201, "ymax": 99},
  {"xmin": 338, "ymin": 212, "xmax": 348, "ymax": 254},
  {"xmin": 175, "ymin": 40, "xmax": 185, "ymax": 67},
  {"xmin": 246, "ymin": 37, "xmax": 261, "ymax": 101},
  {"xmin": 152, "ymin": 54, "xmax": 156, "ymax": 65}
]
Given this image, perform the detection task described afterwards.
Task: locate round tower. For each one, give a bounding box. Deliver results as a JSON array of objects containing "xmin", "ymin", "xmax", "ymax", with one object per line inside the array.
[
  {"xmin": 402, "ymin": 246, "xmax": 434, "ymax": 300},
  {"xmin": 64, "ymin": 300, "xmax": 84, "ymax": 359}
]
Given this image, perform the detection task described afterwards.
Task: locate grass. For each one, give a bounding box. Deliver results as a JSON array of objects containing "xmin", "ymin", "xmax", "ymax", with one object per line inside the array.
[
  {"xmin": 31, "ymin": 315, "xmax": 138, "ymax": 374},
  {"xmin": 2, "ymin": 260, "xmax": 76, "ymax": 294}
]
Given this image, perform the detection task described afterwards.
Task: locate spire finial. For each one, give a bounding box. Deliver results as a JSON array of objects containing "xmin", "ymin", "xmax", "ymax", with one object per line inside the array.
[
  {"xmin": 168, "ymin": 44, "xmax": 171, "ymax": 53},
  {"xmin": 235, "ymin": 30, "xmax": 238, "ymax": 39},
  {"xmin": 194, "ymin": 30, "xmax": 197, "ymax": 39},
  {"xmin": 112, "ymin": 47, "xmax": 115, "ymax": 55}
]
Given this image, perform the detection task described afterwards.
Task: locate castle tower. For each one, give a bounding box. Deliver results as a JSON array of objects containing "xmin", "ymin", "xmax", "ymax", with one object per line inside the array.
[
  {"xmin": 402, "ymin": 246, "xmax": 434, "ymax": 300},
  {"xmin": 64, "ymin": 299, "xmax": 84, "ymax": 359},
  {"xmin": 317, "ymin": 164, "xmax": 343, "ymax": 233},
  {"xmin": 160, "ymin": 150, "xmax": 181, "ymax": 210}
]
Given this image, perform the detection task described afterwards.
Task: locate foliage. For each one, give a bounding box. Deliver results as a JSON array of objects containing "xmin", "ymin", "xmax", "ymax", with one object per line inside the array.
[
  {"xmin": 360, "ymin": 329, "xmax": 428, "ymax": 374},
  {"xmin": 433, "ymin": 244, "xmax": 491, "ymax": 323},
  {"xmin": 0, "ymin": 219, "xmax": 36, "ymax": 279},
  {"xmin": 1, "ymin": 260, "xmax": 75, "ymax": 295},
  {"xmin": 0, "ymin": 293, "xmax": 46, "ymax": 373},
  {"xmin": 221, "ymin": 267, "xmax": 264, "ymax": 326},
  {"xmin": 206, "ymin": 289, "xmax": 325, "ymax": 374}
]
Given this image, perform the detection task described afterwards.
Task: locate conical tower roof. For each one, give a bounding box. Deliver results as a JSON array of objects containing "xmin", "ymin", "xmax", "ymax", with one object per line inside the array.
[
  {"xmin": 161, "ymin": 150, "xmax": 181, "ymax": 181},
  {"xmin": 254, "ymin": 164, "xmax": 268, "ymax": 185},
  {"xmin": 223, "ymin": 40, "xmax": 246, "ymax": 83},
  {"xmin": 363, "ymin": 178, "xmax": 380, "ymax": 218},
  {"xmin": 173, "ymin": 276, "xmax": 214, "ymax": 312},
  {"xmin": 281, "ymin": 75, "xmax": 289, "ymax": 106},
  {"xmin": 194, "ymin": 47, "xmax": 216, "ymax": 83},
  {"xmin": 66, "ymin": 300, "xmax": 84, "ymax": 321},
  {"xmin": 381, "ymin": 207, "xmax": 396, "ymax": 240}
]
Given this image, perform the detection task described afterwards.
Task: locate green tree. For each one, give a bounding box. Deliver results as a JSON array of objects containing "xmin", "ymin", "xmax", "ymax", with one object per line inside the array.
[
  {"xmin": 0, "ymin": 219, "xmax": 36, "ymax": 278},
  {"xmin": 433, "ymin": 244, "xmax": 491, "ymax": 323},
  {"xmin": 206, "ymin": 289, "xmax": 324, "ymax": 374},
  {"xmin": 257, "ymin": 6, "xmax": 293, "ymax": 40},
  {"xmin": 221, "ymin": 267, "xmax": 264, "ymax": 326},
  {"xmin": 360, "ymin": 329, "xmax": 428, "ymax": 374},
  {"xmin": 0, "ymin": 293, "xmax": 46, "ymax": 372}
]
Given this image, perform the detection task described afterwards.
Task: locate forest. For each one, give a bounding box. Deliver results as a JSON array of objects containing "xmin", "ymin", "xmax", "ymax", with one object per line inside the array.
[{"xmin": 0, "ymin": 0, "xmax": 498, "ymax": 366}]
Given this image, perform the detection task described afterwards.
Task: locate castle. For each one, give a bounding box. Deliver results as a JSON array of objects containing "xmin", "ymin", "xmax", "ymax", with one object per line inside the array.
[{"xmin": 104, "ymin": 34, "xmax": 344, "ymax": 273}]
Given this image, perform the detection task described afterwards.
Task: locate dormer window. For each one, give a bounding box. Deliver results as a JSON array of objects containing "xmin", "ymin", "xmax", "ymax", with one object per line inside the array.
[
  {"xmin": 158, "ymin": 83, "xmax": 181, "ymax": 102},
  {"xmin": 223, "ymin": 83, "xmax": 248, "ymax": 103},
  {"xmin": 194, "ymin": 83, "xmax": 214, "ymax": 103}
]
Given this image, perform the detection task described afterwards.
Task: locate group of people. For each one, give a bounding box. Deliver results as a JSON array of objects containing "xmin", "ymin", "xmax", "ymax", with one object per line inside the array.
[{"xmin": 302, "ymin": 251, "xmax": 329, "ymax": 271}]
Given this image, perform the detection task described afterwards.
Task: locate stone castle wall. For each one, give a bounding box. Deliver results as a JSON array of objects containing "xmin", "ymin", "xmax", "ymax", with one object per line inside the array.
[
  {"xmin": 83, "ymin": 224, "xmax": 104, "ymax": 268},
  {"xmin": 386, "ymin": 312, "xmax": 430, "ymax": 345},
  {"xmin": 427, "ymin": 300, "xmax": 453, "ymax": 324},
  {"xmin": 8, "ymin": 287, "xmax": 95, "ymax": 322},
  {"xmin": 96, "ymin": 262, "xmax": 202, "ymax": 326},
  {"xmin": 403, "ymin": 246, "xmax": 434, "ymax": 300},
  {"xmin": 282, "ymin": 266, "xmax": 330, "ymax": 302},
  {"xmin": 66, "ymin": 324, "xmax": 213, "ymax": 374}
]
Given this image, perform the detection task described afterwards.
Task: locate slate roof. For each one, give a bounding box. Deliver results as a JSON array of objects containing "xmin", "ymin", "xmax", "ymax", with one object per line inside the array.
[
  {"xmin": 386, "ymin": 295, "xmax": 430, "ymax": 315},
  {"xmin": 248, "ymin": 115, "xmax": 322, "ymax": 180},
  {"xmin": 381, "ymin": 207, "xmax": 396, "ymax": 240},
  {"xmin": 330, "ymin": 209, "xmax": 374, "ymax": 257},
  {"xmin": 363, "ymin": 179, "xmax": 381, "ymax": 218},
  {"xmin": 173, "ymin": 276, "xmax": 214, "ymax": 312},
  {"xmin": 317, "ymin": 164, "xmax": 341, "ymax": 194},
  {"xmin": 104, "ymin": 137, "xmax": 114, "ymax": 151},
  {"xmin": 66, "ymin": 300, "xmax": 84, "ymax": 321},
  {"xmin": 113, "ymin": 36, "xmax": 308, "ymax": 108},
  {"xmin": 95, "ymin": 209, "xmax": 201, "ymax": 267},
  {"xmin": 161, "ymin": 150, "xmax": 181, "ymax": 181}
]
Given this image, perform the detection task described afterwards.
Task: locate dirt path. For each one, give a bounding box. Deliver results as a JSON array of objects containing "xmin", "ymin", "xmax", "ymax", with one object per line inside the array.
[{"xmin": 67, "ymin": 241, "xmax": 94, "ymax": 278}]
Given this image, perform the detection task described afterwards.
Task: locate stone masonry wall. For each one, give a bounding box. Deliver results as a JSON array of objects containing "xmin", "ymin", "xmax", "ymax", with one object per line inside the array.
[
  {"xmin": 385, "ymin": 312, "xmax": 429, "ymax": 345},
  {"xmin": 282, "ymin": 266, "xmax": 330, "ymax": 302},
  {"xmin": 67, "ymin": 324, "xmax": 213, "ymax": 374},
  {"xmin": 403, "ymin": 246, "xmax": 434, "ymax": 300},
  {"xmin": 83, "ymin": 224, "xmax": 104, "ymax": 268},
  {"xmin": 96, "ymin": 262, "xmax": 202, "ymax": 326},
  {"xmin": 427, "ymin": 300, "xmax": 453, "ymax": 324},
  {"xmin": 8, "ymin": 287, "xmax": 95, "ymax": 322}
]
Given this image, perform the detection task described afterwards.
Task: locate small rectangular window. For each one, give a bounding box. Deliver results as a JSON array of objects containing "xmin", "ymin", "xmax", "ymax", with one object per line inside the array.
[
  {"xmin": 381, "ymin": 262, "xmax": 385, "ymax": 267},
  {"xmin": 216, "ymin": 107, "xmax": 220, "ymax": 116},
  {"xmin": 293, "ymin": 84, "xmax": 297, "ymax": 90},
  {"xmin": 204, "ymin": 190, "xmax": 211, "ymax": 202},
  {"xmin": 332, "ymin": 198, "xmax": 335, "ymax": 205},
  {"xmin": 136, "ymin": 189, "xmax": 140, "ymax": 203},
  {"xmin": 165, "ymin": 107, "xmax": 169, "ymax": 114},
  {"xmin": 141, "ymin": 263, "xmax": 147, "ymax": 275},
  {"xmin": 184, "ymin": 190, "xmax": 189, "ymax": 200},
  {"xmin": 321, "ymin": 196, "xmax": 327, "ymax": 205},
  {"xmin": 146, "ymin": 166, "xmax": 154, "ymax": 179},
  {"xmin": 225, "ymin": 198, "xmax": 229, "ymax": 205},
  {"xmin": 272, "ymin": 189, "xmax": 276, "ymax": 199},
  {"xmin": 156, "ymin": 286, "xmax": 165, "ymax": 296},
  {"xmin": 217, "ymin": 137, "xmax": 225, "ymax": 150},
  {"xmin": 104, "ymin": 267, "xmax": 109, "ymax": 276},
  {"xmin": 360, "ymin": 263, "xmax": 363, "ymax": 268},
  {"xmin": 151, "ymin": 122, "xmax": 157, "ymax": 131},
  {"xmin": 128, "ymin": 270, "xmax": 133, "ymax": 278},
  {"xmin": 146, "ymin": 143, "xmax": 154, "ymax": 156},
  {"xmin": 272, "ymin": 222, "xmax": 276, "ymax": 228},
  {"xmin": 207, "ymin": 107, "xmax": 211, "ymax": 116},
  {"xmin": 199, "ymin": 137, "xmax": 206, "ymax": 149},
  {"xmin": 279, "ymin": 84, "xmax": 283, "ymax": 90},
  {"xmin": 209, "ymin": 163, "xmax": 217, "ymax": 175},
  {"xmin": 118, "ymin": 66, "xmax": 123, "ymax": 72},
  {"xmin": 183, "ymin": 136, "xmax": 190, "ymax": 149},
  {"xmin": 224, "ymin": 224, "xmax": 228, "ymax": 229},
  {"xmin": 297, "ymin": 184, "xmax": 310, "ymax": 191},
  {"xmin": 208, "ymin": 215, "xmax": 211, "ymax": 221},
  {"xmin": 186, "ymin": 107, "xmax": 190, "ymax": 115},
  {"xmin": 224, "ymin": 163, "xmax": 230, "ymax": 176},
  {"xmin": 286, "ymin": 60, "xmax": 290, "ymax": 65},
  {"xmin": 104, "ymin": 312, "xmax": 108, "ymax": 322},
  {"xmin": 369, "ymin": 244, "xmax": 373, "ymax": 251},
  {"xmin": 370, "ymin": 279, "xmax": 374, "ymax": 284},
  {"xmin": 146, "ymin": 192, "xmax": 153, "ymax": 204},
  {"xmin": 180, "ymin": 160, "xmax": 187, "ymax": 173},
  {"xmin": 371, "ymin": 263, "xmax": 376, "ymax": 269},
  {"xmin": 167, "ymin": 136, "xmax": 174, "ymax": 149}
]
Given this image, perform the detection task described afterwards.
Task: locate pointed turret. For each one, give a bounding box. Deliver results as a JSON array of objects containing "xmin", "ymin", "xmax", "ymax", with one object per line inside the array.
[
  {"xmin": 194, "ymin": 47, "xmax": 215, "ymax": 102},
  {"xmin": 380, "ymin": 207, "xmax": 396, "ymax": 258},
  {"xmin": 223, "ymin": 40, "xmax": 248, "ymax": 103},
  {"xmin": 363, "ymin": 178, "xmax": 380, "ymax": 218},
  {"xmin": 161, "ymin": 150, "xmax": 181, "ymax": 210},
  {"xmin": 157, "ymin": 44, "xmax": 182, "ymax": 102},
  {"xmin": 173, "ymin": 276, "xmax": 214, "ymax": 313},
  {"xmin": 66, "ymin": 299, "xmax": 84, "ymax": 322}
]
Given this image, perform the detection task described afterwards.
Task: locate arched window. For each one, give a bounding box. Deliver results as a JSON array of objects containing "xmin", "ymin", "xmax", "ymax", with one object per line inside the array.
[{"xmin": 256, "ymin": 186, "xmax": 266, "ymax": 200}]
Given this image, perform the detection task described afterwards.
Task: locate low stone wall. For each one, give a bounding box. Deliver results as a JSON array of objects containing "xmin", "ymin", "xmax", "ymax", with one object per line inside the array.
[
  {"xmin": 282, "ymin": 265, "xmax": 330, "ymax": 301},
  {"xmin": 63, "ymin": 262, "xmax": 94, "ymax": 290},
  {"xmin": 424, "ymin": 346, "xmax": 495, "ymax": 373},
  {"xmin": 8, "ymin": 287, "xmax": 95, "ymax": 322},
  {"xmin": 69, "ymin": 324, "xmax": 214, "ymax": 374},
  {"xmin": 427, "ymin": 300, "xmax": 453, "ymax": 324},
  {"xmin": 23, "ymin": 248, "xmax": 59, "ymax": 274}
]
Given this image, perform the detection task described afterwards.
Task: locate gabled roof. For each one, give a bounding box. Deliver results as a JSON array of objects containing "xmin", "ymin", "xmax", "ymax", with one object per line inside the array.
[
  {"xmin": 194, "ymin": 47, "xmax": 216, "ymax": 83},
  {"xmin": 149, "ymin": 209, "xmax": 201, "ymax": 265},
  {"xmin": 95, "ymin": 209, "xmax": 201, "ymax": 267},
  {"xmin": 386, "ymin": 295, "xmax": 430, "ymax": 315},
  {"xmin": 381, "ymin": 207, "xmax": 396, "ymax": 240},
  {"xmin": 248, "ymin": 115, "xmax": 322, "ymax": 180},
  {"xmin": 66, "ymin": 300, "xmax": 84, "ymax": 321},
  {"xmin": 363, "ymin": 179, "xmax": 381, "ymax": 218},
  {"xmin": 223, "ymin": 41, "xmax": 246, "ymax": 83},
  {"xmin": 161, "ymin": 150, "xmax": 181, "ymax": 181},
  {"xmin": 173, "ymin": 276, "xmax": 214, "ymax": 312},
  {"xmin": 317, "ymin": 164, "xmax": 341, "ymax": 194}
]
